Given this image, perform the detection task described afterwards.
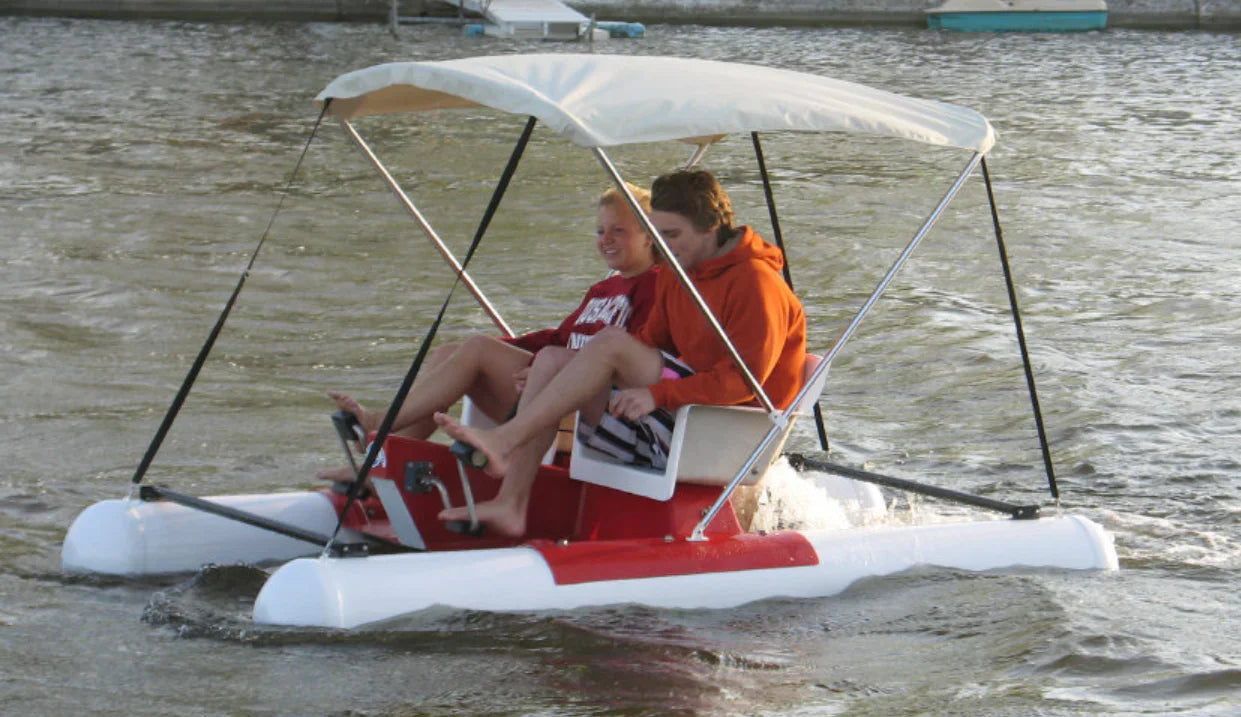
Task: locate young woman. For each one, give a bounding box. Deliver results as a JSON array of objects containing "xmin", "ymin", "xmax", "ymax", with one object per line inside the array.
[
  {"xmin": 436, "ymin": 170, "xmax": 807, "ymax": 537},
  {"xmin": 318, "ymin": 185, "xmax": 658, "ymax": 481}
]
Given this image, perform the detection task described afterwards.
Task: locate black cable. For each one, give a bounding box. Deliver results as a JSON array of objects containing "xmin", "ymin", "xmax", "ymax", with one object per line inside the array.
[
  {"xmin": 980, "ymin": 157, "xmax": 1059, "ymax": 501},
  {"xmin": 326, "ymin": 115, "xmax": 539, "ymax": 546},
  {"xmin": 752, "ymin": 132, "xmax": 829, "ymax": 452},
  {"xmin": 130, "ymin": 101, "xmax": 332, "ymax": 487},
  {"xmin": 751, "ymin": 132, "xmax": 794, "ymax": 287}
]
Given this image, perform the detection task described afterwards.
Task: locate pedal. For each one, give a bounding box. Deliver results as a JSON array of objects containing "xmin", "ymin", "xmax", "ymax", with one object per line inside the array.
[
  {"xmin": 443, "ymin": 520, "xmax": 485, "ymax": 537},
  {"xmin": 449, "ymin": 440, "xmax": 489, "ymax": 469},
  {"xmin": 445, "ymin": 445, "xmax": 485, "ymax": 537},
  {"xmin": 331, "ymin": 410, "xmax": 366, "ymax": 449},
  {"xmin": 330, "ymin": 480, "xmax": 371, "ymax": 500},
  {"xmin": 330, "ymin": 410, "xmax": 365, "ymax": 478}
]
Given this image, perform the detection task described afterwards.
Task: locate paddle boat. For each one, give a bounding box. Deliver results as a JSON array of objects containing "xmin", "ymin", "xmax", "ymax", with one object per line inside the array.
[
  {"xmin": 61, "ymin": 54, "xmax": 1117, "ymax": 629},
  {"xmin": 927, "ymin": 0, "xmax": 1108, "ymax": 32}
]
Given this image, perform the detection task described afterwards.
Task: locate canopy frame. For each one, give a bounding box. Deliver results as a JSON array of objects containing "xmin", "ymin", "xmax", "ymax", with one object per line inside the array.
[
  {"xmin": 336, "ymin": 114, "xmax": 1038, "ymax": 539},
  {"xmin": 340, "ymin": 119, "xmax": 515, "ymax": 338},
  {"xmin": 333, "ymin": 114, "xmax": 1055, "ymax": 537}
]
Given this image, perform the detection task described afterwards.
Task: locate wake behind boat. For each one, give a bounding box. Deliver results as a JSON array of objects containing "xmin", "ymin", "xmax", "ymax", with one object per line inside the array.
[{"xmin": 61, "ymin": 54, "xmax": 1117, "ymax": 629}]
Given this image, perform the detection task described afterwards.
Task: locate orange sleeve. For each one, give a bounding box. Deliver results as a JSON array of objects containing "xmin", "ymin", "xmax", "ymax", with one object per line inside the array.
[
  {"xmin": 634, "ymin": 274, "xmax": 674, "ymax": 353},
  {"xmin": 647, "ymin": 266, "xmax": 794, "ymax": 411}
]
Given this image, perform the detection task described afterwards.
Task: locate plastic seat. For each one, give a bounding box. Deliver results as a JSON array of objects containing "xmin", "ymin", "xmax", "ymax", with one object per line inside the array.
[
  {"xmin": 460, "ymin": 397, "xmax": 565, "ymax": 465},
  {"xmin": 569, "ymin": 354, "xmax": 829, "ymax": 500}
]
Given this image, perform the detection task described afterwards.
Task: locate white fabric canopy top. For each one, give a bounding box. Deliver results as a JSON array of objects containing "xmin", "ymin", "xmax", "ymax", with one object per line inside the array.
[{"xmin": 317, "ymin": 54, "xmax": 995, "ymax": 154}]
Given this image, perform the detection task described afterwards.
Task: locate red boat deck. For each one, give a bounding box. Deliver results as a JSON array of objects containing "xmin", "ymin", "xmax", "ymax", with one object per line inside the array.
[{"xmin": 322, "ymin": 436, "xmax": 819, "ymax": 582}]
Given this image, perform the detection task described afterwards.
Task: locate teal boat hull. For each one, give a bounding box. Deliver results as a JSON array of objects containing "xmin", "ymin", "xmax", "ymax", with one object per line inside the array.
[{"xmin": 928, "ymin": 11, "xmax": 1107, "ymax": 32}]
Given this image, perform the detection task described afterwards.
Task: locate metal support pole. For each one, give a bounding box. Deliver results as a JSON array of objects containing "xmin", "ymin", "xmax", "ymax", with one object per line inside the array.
[
  {"xmin": 689, "ymin": 152, "xmax": 985, "ymax": 540},
  {"xmin": 683, "ymin": 143, "xmax": 710, "ymax": 170},
  {"xmin": 752, "ymin": 132, "xmax": 829, "ymax": 451},
  {"xmin": 339, "ymin": 119, "xmax": 515, "ymax": 338},
  {"xmin": 814, "ymin": 152, "xmax": 983, "ymax": 375},
  {"xmin": 592, "ymin": 147, "xmax": 774, "ymax": 412}
]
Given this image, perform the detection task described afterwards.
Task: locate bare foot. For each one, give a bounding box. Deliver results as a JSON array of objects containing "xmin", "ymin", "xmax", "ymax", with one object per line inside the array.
[
  {"xmin": 316, "ymin": 464, "xmax": 373, "ymax": 493},
  {"xmin": 316, "ymin": 465, "xmax": 355, "ymax": 482},
  {"xmin": 439, "ymin": 500, "xmax": 526, "ymax": 538},
  {"xmin": 433, "ymin": 412, "xmax": 511, "ymax": 479},
  {"xmin": 327, "ymin": 391, "xmax": 379, "ymax": 437}
]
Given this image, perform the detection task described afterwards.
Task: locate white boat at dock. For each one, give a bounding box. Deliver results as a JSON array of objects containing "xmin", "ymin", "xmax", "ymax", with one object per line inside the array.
[{"xmin": 927, "ymin": 0, "xmax": 1108, "ymax": 32}]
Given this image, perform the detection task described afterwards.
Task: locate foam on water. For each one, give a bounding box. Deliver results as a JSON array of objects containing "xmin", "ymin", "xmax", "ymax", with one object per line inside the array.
[{"xmin": 749, "ymin": 458, "xmax": 888, "ymax": 532}]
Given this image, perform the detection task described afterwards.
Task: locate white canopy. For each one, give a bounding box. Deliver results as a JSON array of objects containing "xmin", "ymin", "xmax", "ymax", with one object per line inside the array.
[{"xmin": 316, "ymin": 54, "xmax": 996, "ymax": 153}]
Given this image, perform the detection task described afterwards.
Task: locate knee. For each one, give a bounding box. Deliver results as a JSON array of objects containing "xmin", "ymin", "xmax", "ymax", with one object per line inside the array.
[
  {"xmin": 531, "ymin": 346, "xmax": 573, "ymax": 371},
  {"xmin": 528, "ymin": 347, "xmax": 572, "ymax": 384},
  {"xmin": 579, "ymin": 327, "xmax": 638, "ymax": 367},
  {"xmin": 460, "ymin": 334, "xmax": 494, "ymax": 352},
  {"xmin": 429, "ymin": 341, "xmax": 461, "ymax": 363},
  {"xmin": 588, "ymin": 326, "xmax": 630, "ymax": 352},
  {"xmin": 457, "ymin": 333, "xmax": 505, "ymax": 361}
]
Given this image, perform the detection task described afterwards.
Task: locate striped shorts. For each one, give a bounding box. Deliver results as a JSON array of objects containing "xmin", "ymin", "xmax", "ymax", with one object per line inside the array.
[{"xmin": 575, "ymin": 352, "xmax": 694, "ymax": 470}]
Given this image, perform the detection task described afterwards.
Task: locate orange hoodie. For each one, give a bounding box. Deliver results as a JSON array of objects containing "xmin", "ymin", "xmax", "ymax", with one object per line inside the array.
[{"xmin": 635, "ymin": 226, "xmax": 807, "ymax": 412}]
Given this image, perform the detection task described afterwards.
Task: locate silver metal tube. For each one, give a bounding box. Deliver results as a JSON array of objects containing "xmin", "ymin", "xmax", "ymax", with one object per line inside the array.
[
  {"xmin": 455, "ymin": 461, "xmax": 479, "ymax": 530},
  {"xmin": 683, "ymin": 143, "xmax": 710, "ymax": 169},
  {"xmin": 817, "ymin": 152, "xmax": 983, "ymax": 372},
  {"xmin": 592, "ymin": 147, "xmax": 775, "ymax": 412},
  {"xmin": 340, "ymin": 119, "xmax": 515, "ymax": 338},
  {"xmin": 689, "ymin": 152, "xmax": 984, "ymax": 540},
  {"xmin": 689, "ymin": 417, "xmax": 789, "ymax": 542}
]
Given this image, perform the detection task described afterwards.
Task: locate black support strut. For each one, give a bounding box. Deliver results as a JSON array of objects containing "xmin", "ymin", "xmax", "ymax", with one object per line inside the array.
[
  {"xmin": 752, "ymin": 131, "xmax": 830, "ymax": 452},
  {"xmin": 787, "ymin": 453, "xmax": 1040, "ymax": 520},
  {"xmin": 980, "ymin": 158, "xmax": 1059, "ymax": 501},
  {"xmin": 138, "ymin": 485, "xmax": 402, "ymax": 549}
]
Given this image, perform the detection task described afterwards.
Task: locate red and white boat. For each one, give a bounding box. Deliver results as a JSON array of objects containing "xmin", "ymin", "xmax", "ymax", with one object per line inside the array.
[{"xmin": 61, "ymin": 55, "xmax": 1117, "ymax": 629}]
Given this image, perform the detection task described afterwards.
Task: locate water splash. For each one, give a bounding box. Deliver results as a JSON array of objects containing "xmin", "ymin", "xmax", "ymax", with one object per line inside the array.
[{"xmin": 749, "ymin": 458, "xmax": 888, "ymax": 532}]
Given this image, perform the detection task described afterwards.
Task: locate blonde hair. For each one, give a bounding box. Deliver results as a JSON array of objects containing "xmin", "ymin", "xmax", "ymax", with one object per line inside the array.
[
  {"xmin": 599, "ymin": 183, "xmax": 652, "ymax": 215},
  {"xmin": 598, "ymin": 183, "xmax": 658, "ymax": 264}
]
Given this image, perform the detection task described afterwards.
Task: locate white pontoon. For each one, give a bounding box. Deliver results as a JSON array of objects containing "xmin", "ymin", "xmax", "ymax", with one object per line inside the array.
[{"xmin": 62, "ymin": 55, "xmax": 1117, "ymax": 629}]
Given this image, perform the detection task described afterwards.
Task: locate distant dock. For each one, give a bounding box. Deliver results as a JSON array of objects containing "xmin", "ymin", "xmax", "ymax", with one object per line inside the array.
[
  {"xmin": 458, "ymin": 0, "xmax": 590, "ymax": 39},
  {"xmin": 1, "ymin": 0, "xmax": 1238, "ymax": 30}
]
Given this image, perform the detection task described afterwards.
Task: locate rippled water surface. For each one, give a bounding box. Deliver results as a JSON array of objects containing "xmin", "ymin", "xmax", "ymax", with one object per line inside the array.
[{"xmin": 2, "ymin": 17, "xmax": 1240, "ymax": 715}]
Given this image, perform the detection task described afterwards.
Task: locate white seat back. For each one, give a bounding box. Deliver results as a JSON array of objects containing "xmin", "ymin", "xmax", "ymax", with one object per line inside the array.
[
  {"xmin": 795, "ymin": 353, "xmax": 829, "ymax": 415},
  {"xmin": 570, "ymin": 353, "xmax": 830, "ymax": 501},
  {"xmin": 461, "ymin": 396, "xmax": 558, "ymax": 465}
]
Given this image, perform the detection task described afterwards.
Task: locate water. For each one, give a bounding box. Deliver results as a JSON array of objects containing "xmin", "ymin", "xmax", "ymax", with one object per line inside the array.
[{"xmin": 3, "ymin": 16, "xmax": 1240, "ymax": 715}]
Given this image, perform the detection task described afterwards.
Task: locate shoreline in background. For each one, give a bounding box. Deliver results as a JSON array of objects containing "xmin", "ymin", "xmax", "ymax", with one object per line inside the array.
[{"xmin": 1, "ymin": 0, "xmax": 1238, "ymax": 30}]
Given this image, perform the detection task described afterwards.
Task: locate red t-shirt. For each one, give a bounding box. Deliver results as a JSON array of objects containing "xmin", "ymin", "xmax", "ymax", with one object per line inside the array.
[{"xmin": 504, "ymin": 267, "xmax": 658, "ymax": 353}]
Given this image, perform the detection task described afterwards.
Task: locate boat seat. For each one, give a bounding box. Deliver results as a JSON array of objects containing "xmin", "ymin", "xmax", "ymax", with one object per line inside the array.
[{"xmin": 569, "ymin": 353, "xmax": 829, "ymax": 501}]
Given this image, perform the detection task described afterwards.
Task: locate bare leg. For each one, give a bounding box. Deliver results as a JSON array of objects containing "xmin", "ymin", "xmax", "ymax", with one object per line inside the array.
[
  {"xmin": 327, "ymin": 336, "xmax": 530, "ymax": 439},
  {"xmin": 326, "ymin": 341, "xmax": 457, "ymax": 441},
  {"xmin": 436, "ymin": 328, "xmax": 662, "ymax": 516},
  {"xmin": 438, "ymin": 346, "xmax": 581, "ymax": 536},
  {"xmin": 317, "ymin": 336, "xmax": 529, "ymax": 482}
]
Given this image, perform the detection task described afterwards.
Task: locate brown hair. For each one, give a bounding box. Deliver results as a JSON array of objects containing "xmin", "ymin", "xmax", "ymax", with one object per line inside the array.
[{"xmin": 650, "ymin": 170, "xmax": 735, "ymax": 246}]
